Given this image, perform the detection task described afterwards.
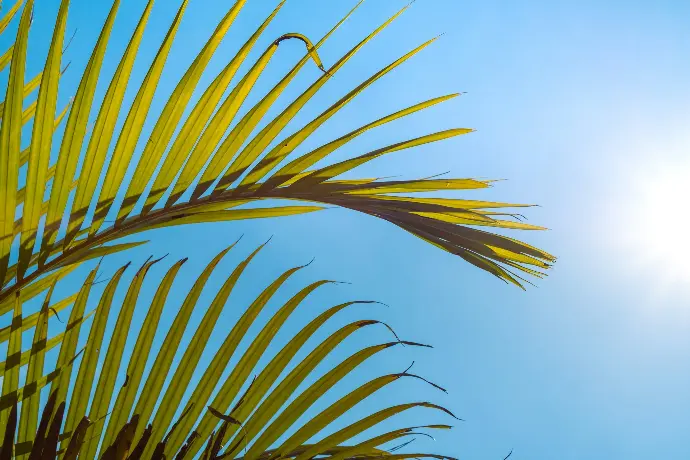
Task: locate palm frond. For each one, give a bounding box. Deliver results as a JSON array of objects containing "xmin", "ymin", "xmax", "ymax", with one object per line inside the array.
[
  {"xmin": 2, "ymin": 244, "xmax": 457, "ymax": 459},
  {"xmin": 0, "ymin": 1, "xmax": 553, "ymax": 455},
  {"xmin": 0, "ymin": 0, "xmax": 552, "ymax": 307}
]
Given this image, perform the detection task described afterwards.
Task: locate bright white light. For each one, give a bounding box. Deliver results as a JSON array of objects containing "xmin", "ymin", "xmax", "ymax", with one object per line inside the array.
[{"xmin": 617, "ymin": 158, "xmax": 690, "ymax": 290}]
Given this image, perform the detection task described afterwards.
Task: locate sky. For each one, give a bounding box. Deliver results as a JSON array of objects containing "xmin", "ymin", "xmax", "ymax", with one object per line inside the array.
[{"xmin": 4, "ymin": 0, "xmax": 690, "ymax": 458}]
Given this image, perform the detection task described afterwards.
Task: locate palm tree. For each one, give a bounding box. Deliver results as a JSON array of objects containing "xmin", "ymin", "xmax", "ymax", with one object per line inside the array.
[{"xmin": 0, "ymin": 0, "xmax": 554, "ymax": 458}]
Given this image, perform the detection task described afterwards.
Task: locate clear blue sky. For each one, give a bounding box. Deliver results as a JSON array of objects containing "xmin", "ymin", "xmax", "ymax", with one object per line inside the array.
[{"xmin": 11, "ymin": 0, "xmax": 690, "ymax": 458}]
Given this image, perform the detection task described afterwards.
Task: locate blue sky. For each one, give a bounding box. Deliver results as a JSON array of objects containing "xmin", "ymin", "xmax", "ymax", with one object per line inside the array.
[{"xmin": 7, "ymin": 0, "xmax": 690, "ymax": 458}]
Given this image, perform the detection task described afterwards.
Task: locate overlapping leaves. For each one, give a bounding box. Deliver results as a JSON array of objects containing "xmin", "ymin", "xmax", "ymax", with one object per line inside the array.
[
  {"xmin": 0, "ymin": 0, "xmax": 553, "ymax": 457},
  {"xmin": 1, "ymin": 243, "xmax": 459, "ymax": 459}
]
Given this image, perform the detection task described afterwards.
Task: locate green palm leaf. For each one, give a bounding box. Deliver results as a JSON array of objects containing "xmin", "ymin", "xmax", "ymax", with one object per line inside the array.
[
  {"xmin": 0, "ymin": 0, "xmax": 552, "ymax": 305},
  {"xmin": 0, "ymin": 0, "xmax": 555, "ymax": 457},
  {"xmin": 2, "ymin": 244, "xmax": 459, "ymax": 459}
]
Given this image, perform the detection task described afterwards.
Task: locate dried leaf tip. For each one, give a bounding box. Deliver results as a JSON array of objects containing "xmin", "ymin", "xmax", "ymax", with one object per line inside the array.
[
  {"xmin": 274, "ymin": 33, "xmax": 328, "ymax": 74},
  {"xmin": 63, "ymin": 28, "xmax": 78, "ymax": 54},
  {"xmin": 399, "ymin": 373, "xmax": 448, "ymax": 393}
]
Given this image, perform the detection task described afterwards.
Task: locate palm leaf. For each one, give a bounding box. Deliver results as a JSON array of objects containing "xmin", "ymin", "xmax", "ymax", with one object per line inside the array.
[
  {"xmin": 61, "ymin": 263, "xmax": 129, "ymax": 441},
  {"xmin": 127, "ymin": 239, "xmax": 243, "ymax": 446},
  {"xmin": 0, "ymin": 0, "xmax": 552, "ymax": 308},
  {"xmin": 49, "ymin": 267, "xmax": 98, "ymax": 406},
  {"xmin": 0, "ymin": 0, "xmax": 32, "ymax": 287},
  {"xmin": 0, "ymin": 292, "xmax": 22, "ymax": 427},
  {"xmin": 79, "ymin": 257, "xmax": 162, "ymax": 459},
  {"xmin": 40, "ymin": 0, "xmax": 121, "ymax": 261},
  {"xmin": 17, "ymin": 282, "xmax": 54, "ymax": 447},
  {"xmin": 0, "ymin": 0, "xmax": 23, "ymax": 35},
  {"xmin": 64, "ymin": 0, "xmax": 156, "ymax": 246},
  {"xmin": 0, "ymin": 244, "xmax": 457, "ymax": 458},
  {"xmin": 0, "ymin": 1, "xmax": 554, "ymax": 457},
  {"xmin": 139, "ymin": 251, "xmax": 303, "ymax": 459},
  {"xmin": 99, "ymin": 258, "xmax": 187, "ymax": 447}
]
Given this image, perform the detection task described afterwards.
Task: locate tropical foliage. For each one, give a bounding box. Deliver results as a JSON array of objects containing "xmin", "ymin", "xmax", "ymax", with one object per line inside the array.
[
  {"xmin": 2, "ymin": 243, "xmax": 459, "ymax": 459},
  {"xmin": 0, "ymin": 0, "xmax": 553, "ymax": 457}
]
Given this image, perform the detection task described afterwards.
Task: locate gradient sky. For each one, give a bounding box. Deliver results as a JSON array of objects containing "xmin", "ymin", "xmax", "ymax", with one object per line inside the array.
[{"xmin": 7, "ymin": 0, "xmax": 690, "ymax": 458}]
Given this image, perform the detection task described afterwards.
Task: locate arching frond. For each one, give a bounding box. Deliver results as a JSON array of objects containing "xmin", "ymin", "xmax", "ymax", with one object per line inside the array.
[
  {"xmin": 0, "ymin": 0, "xmax": 552, "ymax": 308},
  {"xmin": 1, "ymin": 244, "xmax": 458, "ymax": 459}
]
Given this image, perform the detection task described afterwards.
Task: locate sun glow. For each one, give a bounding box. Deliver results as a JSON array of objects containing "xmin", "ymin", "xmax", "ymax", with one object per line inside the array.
[{"xmin": 617, "ymin": 158, "xmax": 690, "ymax": 289}]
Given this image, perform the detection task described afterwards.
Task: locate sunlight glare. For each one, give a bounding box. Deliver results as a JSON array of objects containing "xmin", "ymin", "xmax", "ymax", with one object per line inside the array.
[{"xmin": 618, "ymin": 158, "xmax": 690, "ymax": 289}]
